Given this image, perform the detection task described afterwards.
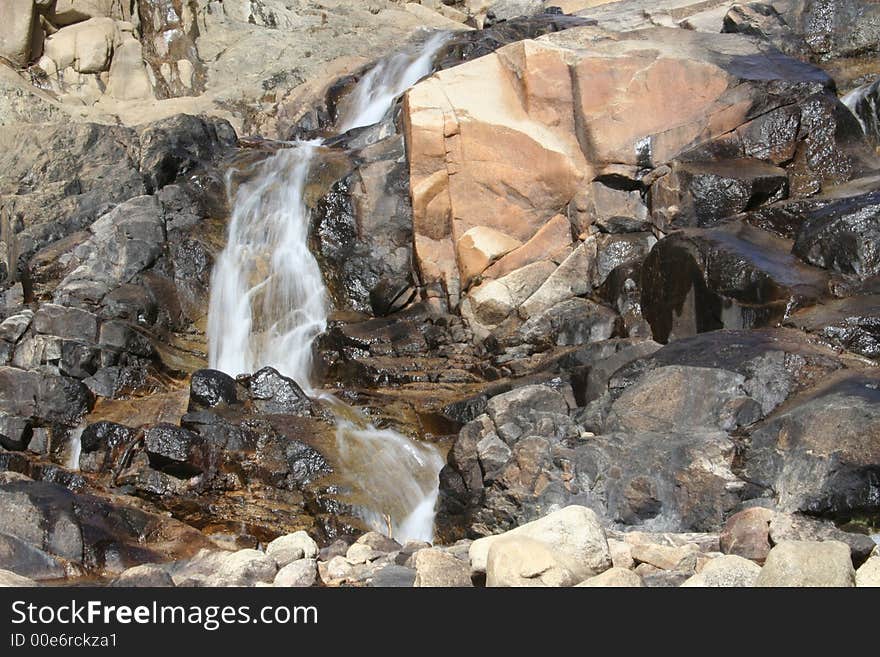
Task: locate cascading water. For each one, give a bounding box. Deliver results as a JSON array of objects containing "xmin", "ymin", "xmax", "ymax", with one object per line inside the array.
[
  {"xmin": 337, "ymin": 31, "xmax": 449, "ymax": 133},
  {"xmin": 207, "ymin": 31, "xmax": 450, "ymax": 543},
  {"xmin": 208, "ymin": 141, "xmax": 326, "ymax": 391}
]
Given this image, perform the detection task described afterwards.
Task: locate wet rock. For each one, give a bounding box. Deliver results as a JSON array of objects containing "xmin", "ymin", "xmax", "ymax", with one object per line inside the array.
[
  {"xmin": 486, "ymin": 537, "xmax": 578, "ymax": 587},
  {"xmin": 138, "ymin": 114, "xmax": 237, "ymax": 193},
  {"xmin": 720, "ymin": 507, "xmax": 774, "ymax": 563},
  {"xmin": 248, "ymin": 367, "xmax": 313, "ymax": 416},
  {"xmin": 741, "ymin": 372, "xmax": 880, "ymax": 517},
  {"xmin": 681, "ymin": 555, "xmax": 761, "ymax": 587},
  {"xmin": 413, "ymin": 548, "xmax": 473, "ymax": 587},
  {"xmin": 576, "ymin": 567, "xmax": 643, "ymax": 587},
  {"xmin": 0, "ymin": 415, "xmax": 32, "ymax": 451},
  {"xmin": 652, "ymin": 159, "xmax": 789, "ymax": 229},
  {"xmin": 470, "ymin": 506, "xmax": 611, "ymax": 580},
  {"xmin": 756, "ymin": 540, "xmax": 855, "ymax": 587},
  {"xmin": 786, "ymin": 295, "xmax": 880, "ymax": 360},
  {"xmin": 640, "ymin": 222, "xmax": 829, "ymax": 343},
  {"xmin": 143, "ymin": 424, "xmax": 208, "ymax": 478},
  {"xmin": 0, "ymin": 569, "xmax": 38, "ymax": 587},
  {"xmin": 189, "ymin": 369, "xmax": 238, "ymax": 409},
  {"xmin": 793, "ymin": 189, "xmax": 880, "ymax": 279},
  {"xmin": 274, "ymin": 559, "xmax": 317, "ymax": 588},
  {"xmin": 856, "ymin": 555, "xmax": 880, "ymax": 587},
  {"xmin": 36, "ymin": 375, "xmax": 93, "ymax": 426},
  {"xmin": 110, "ymin": 564, "xmax": 175, "ymax": 588},
  {"xmin": 844, "ymin": 78, "xmax": 880, "ymax": 147}
]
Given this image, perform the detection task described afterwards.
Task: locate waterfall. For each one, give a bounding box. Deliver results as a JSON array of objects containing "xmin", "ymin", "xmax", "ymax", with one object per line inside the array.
[
  {"xmin": 843, "ymin": 79, "xmax": 880, "ymax": 140},
  {"xmin": 337, "ymin": 31, "xmax": 450, "ymax": 133},
  {"xmin": 207, "ymin": 32, "xmax": 449, "ymax": 544},
  {"xmin": 208, "ymin": 141, "xmax": 326, "ymax": 392}
]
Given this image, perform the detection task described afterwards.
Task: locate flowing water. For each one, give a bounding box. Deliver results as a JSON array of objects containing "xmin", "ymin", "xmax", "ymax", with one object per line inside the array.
[{"xmin": 208, "ymin": 31, "xmax": 449, "ymax": 543}]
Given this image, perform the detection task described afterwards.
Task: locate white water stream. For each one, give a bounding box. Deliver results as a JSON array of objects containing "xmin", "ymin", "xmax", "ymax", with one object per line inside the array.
[{"xmin": 208, "ymin": 32, "xmax": 449, "ymax": 543}]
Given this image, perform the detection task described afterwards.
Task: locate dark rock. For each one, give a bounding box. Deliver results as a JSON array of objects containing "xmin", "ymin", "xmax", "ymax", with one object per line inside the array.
[
  {"xmin": 79, "ymin": 421, "xmax": 136, "ymax": 473},
  {"xmin": 36, "ymin": 375, "xmax": 93, "ymax": 426},
  {"xmin": 595, "ymin": 233, "xmax": 656, "ymax": 286},
  {"xmin": 248, "ymin": 367, "xmax": 313, "ymax": 415},
  {"xmin": 786, "ymin": 295, "xmax": 880, "ymax": 359},
  {"xmin": 0, "ymin": 415, "xmax": 32, "ymax": 451},
  {"xmin": 741, "ymin": 371, "xmax": 880, "ymax": 516},
  {"xmin": 0, "ymin": 480, "xmax": 83, "ymax": 563},
  {"xmin": 516, "ymin": 298, "xmax": 620, "ymax": 350},
  {"xmin": 844, "ymin": 77, "xmax": 880, "ymax": 147},
  {"xmin": 143, "ymin": 424, "xmax": 208, "ymax": 478},
  {"xmin": 59, "ymin": 341, "xmax": 101, "ymax": 379},
  {"xmin": 98, "ymin": 321, "xmax": 155, "ymax": 359},
  {"xmin": 599, "ymin": 262, "xmax": 651, "ymax": 337},
  {"xmin": 138, "ymin": 114, "xmax": 238, "ymax": 193},
  {"xmin": 651, "ymin": 159, "xmax": 789, "ymax": 229},
  {"xmin": 609, "ymin": 329, "xmax": 845, "ymax": 417},
  {"xmin": 641, "ymin": 222, "xmax": 829, "ymax": 343},
  {"xmin": 189, "ymin": 369, "xmax": 238, "ymax": 409},
  {"xmin": 368, "ymin": 564, "xmax": 417, "ymax": 587},
  {"xmin": 0, "ymin": 533, "xmax": 66, "ymax": 581},
  {"xmin": 53, "ymin": 195, "xmax": 166, "ymax": 306},
  {"xmin": 312, "ymin": 136, "xmax": 415, "ymax": 315},
  {"xmin": 32, "ymin": 304, "xmax": 99, "ymax": 342},
  {"xmin": 605, "ymin": 365, "xmax": 762, "ymax": 434},
  {"xmin": 0, "ymin": 122, "xmax": 144, "ymax": 260},
  {"xmin": 571, "ymin": 430, "xmax": 743, "ymax": 532},
  {"xmin": 792, "ymin": 188, "xmax": 880, "ymax": 279}
]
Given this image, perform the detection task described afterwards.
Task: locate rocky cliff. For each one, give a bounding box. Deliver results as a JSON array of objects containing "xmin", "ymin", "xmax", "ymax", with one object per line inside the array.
[{"xmin": 0, "ymin": 0, "xmax": 878, "ymax": 588}]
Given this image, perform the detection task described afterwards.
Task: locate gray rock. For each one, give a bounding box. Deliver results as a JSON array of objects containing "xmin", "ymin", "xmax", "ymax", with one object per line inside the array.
[
  {"xmin": 266, "ymin": 531, "xmax": 318, "ymax": 566},
  {"xmin": 369, "ymin": 564, "xmax": 417, "ymax": 588},
  {"xmin": 354, "ymin": 531, "xmax": 401, "ymax": 554},
  {"xmin": 205, "ymin": 549, "xmax": 278, "ymax": 587},
  {"xmin": 606, "ymin": 365, "xmax": 760, "ymax": 433},
  {"xmin": 0, "ymin": 533, "xmax": 66, "ymax": 581},
  {"xmin": 413, "ymin": 548, "xmax": 473, "ymax": 587},
  {"xmin": 274, "ymin": 559, "xmax": 317, "ymax": 588},
  {"xmin": 681, "ymin": 555, "xmax": 761, "ymax": 587},
  {"xmin": 768, "ymin": 512, "xmax": 876, "ymax": 565},
  {"xmin": 756, "ymin": 540, "xmax": 855, "ymax": 587},
  {"xmin": 110, "ymin": 564, "xmax": 175, "ymax": 587},
  {"xmin": 742, "ymin": 372, "xmax": 880, "ymax": 518}
]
